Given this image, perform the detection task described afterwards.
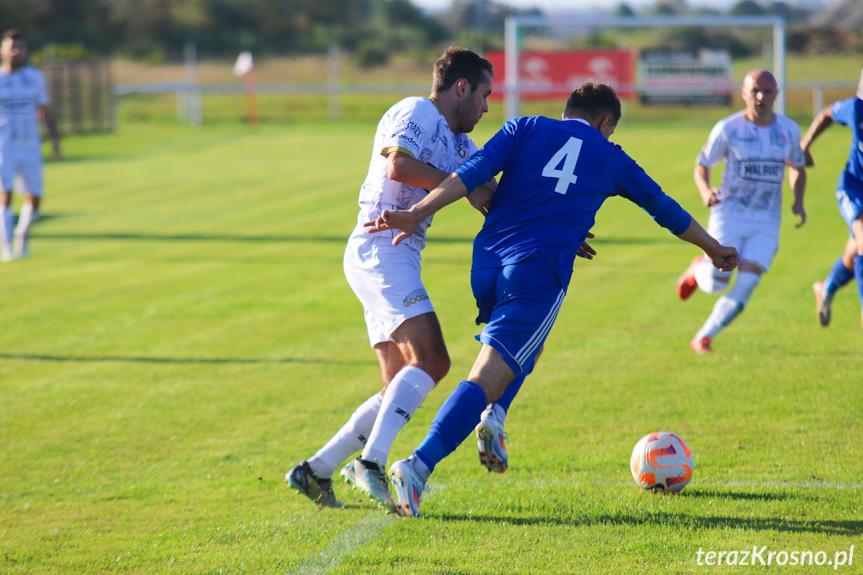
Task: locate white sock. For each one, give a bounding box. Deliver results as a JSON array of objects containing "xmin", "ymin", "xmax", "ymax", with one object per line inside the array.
[
  {"xmin": 0, "ymin": 206, "xmax": 12, "ymax": 256},
  {"xmin": 482, "ymin": 403, "xmax": 506, "ymax": 424},
  {"xmin": 307, "ymin": 392, "xmax": 383, "ymax": 479},
  {"xmin": 694, "ymin": 260, "xmax": 731, "ymax": 294},
  {"xmin": 362, "ymin": 366, "xmax": 436, "ymax": 466},
  {"xmin": 13, "ymin": 203, "xmax": 37, "ymax": 242},
  {"xmin": 697, "ymin": 271, "xmax": 761, "ymax": 340}
]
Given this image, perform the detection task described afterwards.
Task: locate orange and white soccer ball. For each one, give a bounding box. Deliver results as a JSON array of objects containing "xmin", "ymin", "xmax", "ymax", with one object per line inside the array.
[{"xmin": 630, "ymin": 431, "xmax": 694, "ymax": 493}]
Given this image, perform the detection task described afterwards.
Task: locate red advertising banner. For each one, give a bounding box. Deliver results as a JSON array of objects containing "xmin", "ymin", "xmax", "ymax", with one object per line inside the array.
[{"xmin": 486, "ymin": 50, "xmax": 634, "ymax": 100}]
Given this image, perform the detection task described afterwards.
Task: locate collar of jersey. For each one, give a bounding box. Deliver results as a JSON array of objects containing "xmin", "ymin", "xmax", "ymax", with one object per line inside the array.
[{"xmin": 428, "ymin": 97, "xmax": 442, "ymax": 115}]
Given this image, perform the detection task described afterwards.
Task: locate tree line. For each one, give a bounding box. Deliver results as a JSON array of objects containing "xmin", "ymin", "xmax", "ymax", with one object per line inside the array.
[{"xmin": 0, "ymin": 0, "xmax": 855, "ymax": 65}]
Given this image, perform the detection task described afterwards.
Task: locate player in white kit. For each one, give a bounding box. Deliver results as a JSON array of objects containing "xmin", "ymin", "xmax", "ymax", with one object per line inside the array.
[
  {"xmin": 0, "ymin": 29, "xmax": 61, "ymax": 261},
  {"xmin": 676, "ymin": 69, "xmax": 807, "ymax": 353},
  {"xmin": 287, "ymin": 47, "xmax": 496, "ymax": 510}
]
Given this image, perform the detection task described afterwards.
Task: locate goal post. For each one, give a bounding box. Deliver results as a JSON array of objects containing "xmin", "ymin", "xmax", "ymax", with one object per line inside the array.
[{"xmin": 503, "ymin": 14, "xmax": 787, "ymax": 120}]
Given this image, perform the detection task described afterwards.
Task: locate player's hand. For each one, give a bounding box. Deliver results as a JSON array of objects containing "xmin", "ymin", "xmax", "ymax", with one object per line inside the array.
[
  {"xmin": 792, "ymin": 201, "xmax": 807, "ymax": 228},
  {"xmin": 465, "ymin": 180, "xmax": 495, "ymax": 217},
  {"xmin": 577, "ymin": 232, "xmax": 596, "ymax": 260},
  {"xmin": 363, "ymin": 209, "xmax": 418, "ymax": 246},
  {"xmin": 707, "ymin": 244, "xmax": 739, "ymax": 272},
  {"xmin": 701, "ymin": 187, "xmax": 720, "ymax": 207}
]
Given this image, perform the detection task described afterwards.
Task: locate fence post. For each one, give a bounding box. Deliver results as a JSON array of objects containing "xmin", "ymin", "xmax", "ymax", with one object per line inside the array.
[
  {"xmin": 812, "ymin": 84, "xmax": 823, "ymax": 119},
  {"xmin": 329, "ymin": 43, "xmax": 341, "ymax": 121}
]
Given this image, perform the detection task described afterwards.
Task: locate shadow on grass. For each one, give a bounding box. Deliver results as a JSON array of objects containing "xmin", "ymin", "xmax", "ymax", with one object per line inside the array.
[
  {"xmin": 432, "ymin": 511, "xmax": 863, "ymax": 536},
  {"xmin": 682, "ymin": 488, "xmax": 796, "ymax": 502},
  {"xmin": 0, "ymin": 352, "xmax": 362, "ymax": 366},
  {"xmin": 33, "ymin": 231, "xmax": 677, "ymax": 245}
]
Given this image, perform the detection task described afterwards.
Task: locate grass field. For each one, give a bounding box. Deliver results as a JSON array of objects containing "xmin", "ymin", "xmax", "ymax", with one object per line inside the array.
[{"xmin": 0, "ymin": 115, "xmax": 861, "ymax": 574}]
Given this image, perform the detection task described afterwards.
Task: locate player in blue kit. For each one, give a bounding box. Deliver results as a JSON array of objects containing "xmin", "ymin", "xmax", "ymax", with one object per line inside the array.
[
  {"xmin": 365, "ymin": 82, "xmax": 739, "ymax": 517},
  {"xmin": 802, "ymin": 67, "xmax": 863, "ymax": 327}
]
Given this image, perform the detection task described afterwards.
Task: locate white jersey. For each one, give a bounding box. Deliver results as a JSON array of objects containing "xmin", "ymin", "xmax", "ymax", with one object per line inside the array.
[
  {"xmin": 349, "ymin": 96, "xmax": 479, "ymax": 252},
  {"xmin": 697, "ymin": 110, "xmax": 805, "ymax": 226},
  {"xmin": 0, "ymin": 65, "xmax": 50, "ymax": 151}
]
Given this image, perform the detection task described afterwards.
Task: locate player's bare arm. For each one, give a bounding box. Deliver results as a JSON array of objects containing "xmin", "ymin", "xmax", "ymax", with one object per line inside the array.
[
  {"xmin": 789, "ymin": 165, "xmax": 807, "ymax": 228},
  {"xmin": 389, "ymin": 150, "xmax": 492, "ymax": 216},
  {"xmin": 676, "ymin": 216, "xmax": 739, "ymax": 272},
  {"xmin": 365, "ymin": 173, "xmax": 469, "ymax": 245},
  {"xmin": 38, "ymin": 106, "xmax": 62, "ymax": 160},
  {"xmin": 465, "ymin": 178, "xmax": 496, "ymax": 216},
  {"xmin": 694, "ymin": 163, "xmax": 719, "ymax": 206},
  {"xmin": 800, "ymin": 105, "xmax": 834, "ymax": 167}
]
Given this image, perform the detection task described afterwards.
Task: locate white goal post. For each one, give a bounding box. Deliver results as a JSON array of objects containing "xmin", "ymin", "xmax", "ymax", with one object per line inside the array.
[{"xmin": 503, "ymin": 14, "xmax": 787, "ymax": 119}]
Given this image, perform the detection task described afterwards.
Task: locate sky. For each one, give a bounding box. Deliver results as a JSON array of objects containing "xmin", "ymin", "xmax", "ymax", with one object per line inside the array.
[{"xmin": 411, "ymin": 0, "xmax": 837, "ymax": 13}]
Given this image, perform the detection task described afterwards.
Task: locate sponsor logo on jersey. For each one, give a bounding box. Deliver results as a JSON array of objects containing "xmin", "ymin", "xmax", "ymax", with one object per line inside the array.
[
  {"xmin": 456, "ymin": 141, "xmax": 468, "ymax": 159},
  {"xmin": 395, "ymin": 118, "xmax": 426, "ymax": 139},
  {"xmin": 397, "ymin": 134, "xmax": 419, "ymax": 150},
  {"xmin": 741, "ymin": 161, "xmax": 784, "ymax": 181},
  {"xmin": 403, "ymin": 289, "xmax": 429, "ymax": 307}
]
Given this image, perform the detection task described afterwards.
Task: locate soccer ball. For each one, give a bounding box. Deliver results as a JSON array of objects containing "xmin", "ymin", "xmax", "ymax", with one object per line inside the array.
[{"xmin": 630, "ymin": 431, "xmax": 694, "ymax": 493}]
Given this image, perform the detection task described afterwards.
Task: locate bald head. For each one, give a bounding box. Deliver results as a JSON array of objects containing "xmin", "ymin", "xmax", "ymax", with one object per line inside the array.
[
  {"xmin": 741, "ymin": 69, "xmax": 778, "ymax": 126},
  {"xmin": 743, "ymin": 69, "xmax": 777, "ymax": 92}
]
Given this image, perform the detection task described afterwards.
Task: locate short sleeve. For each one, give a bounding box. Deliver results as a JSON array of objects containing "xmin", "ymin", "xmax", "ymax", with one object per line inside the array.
[
  {"xmin": 831, "ymin": 98, "xmax": 855, "ymax": 127},
  {"xmin": 379, "ymin": 99, "xmax": 433, "ymax": 159},
  {"xmin": 696, "ymin": 120, "xmax": 727, "ymax": 169},
  {"xmin": 785, "ymin": 120, "xmax": 806, "ymax": 168},
  {"xmin": 34, "ymin": 68, "xmax": 50, "ymax": 107}
]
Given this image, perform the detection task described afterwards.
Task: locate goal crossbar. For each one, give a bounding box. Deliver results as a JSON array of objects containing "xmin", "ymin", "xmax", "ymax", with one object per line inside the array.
[{"xmin": 504, "ymin": 15, "xmax": 787, "ymax": 119}]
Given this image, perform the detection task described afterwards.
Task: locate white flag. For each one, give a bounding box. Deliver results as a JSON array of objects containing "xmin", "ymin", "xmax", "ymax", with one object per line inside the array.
[{"xmin": 233, "ymin": 51, "xmax": 254, "ymax": 77}]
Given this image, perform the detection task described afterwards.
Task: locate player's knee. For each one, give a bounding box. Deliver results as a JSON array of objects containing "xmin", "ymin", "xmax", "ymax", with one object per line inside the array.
[
  {"xmin": 409, "ymin": 349, "xmax": 449, "ymax": 383},
  {"xmin": 728, "ymin": 271, "xmax": 761, "ymax": 307},
  {"xmin": 426, "ymin": 353, "xmax": 450, "ymax": 383}
]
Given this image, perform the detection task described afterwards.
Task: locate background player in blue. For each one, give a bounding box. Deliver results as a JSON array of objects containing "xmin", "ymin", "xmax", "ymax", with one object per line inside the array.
[
  {"xmin": 802, "ymin": 68, "xmax": 863, "ymax": 327},
  {"xmin": 365, "ymin": 83, "xmax": 739, "ymax": 517}
]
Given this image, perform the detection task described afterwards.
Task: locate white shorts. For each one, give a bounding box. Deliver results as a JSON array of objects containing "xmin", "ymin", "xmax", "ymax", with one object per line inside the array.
[
  {"xmin": 708, "ymin": 216, "xmax": 779, "ymax": 273},
  {"xmin": 344, "ymin": 236, "xmax": 435, "ymax": 347},
  {"xmin": 0, "ymin": 148, "xmax": 43, "ymax": 196}
]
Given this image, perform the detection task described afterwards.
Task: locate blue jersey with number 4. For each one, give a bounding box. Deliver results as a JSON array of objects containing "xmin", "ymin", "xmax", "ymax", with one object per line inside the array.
[{"xmin": 455, "ymin": 116, "xmax": 691, "ymax": 289}]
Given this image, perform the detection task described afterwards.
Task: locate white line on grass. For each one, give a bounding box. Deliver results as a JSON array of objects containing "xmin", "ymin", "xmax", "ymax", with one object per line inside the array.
[
  {"xmin": 288, "ymin": 483, "xmax": 451, "ymax": 575},
  {"xmin": 289, "ymin": 513, "xmax": 396, "ymax": 575}
]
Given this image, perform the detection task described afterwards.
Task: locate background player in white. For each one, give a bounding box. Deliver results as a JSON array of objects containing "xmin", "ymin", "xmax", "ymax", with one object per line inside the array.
[
  {"xmin": 287, "ymin": 47, "xmax": 496, "ymax": 510},
  {"xmin": 676, "ymin": 69, "xmax": 807, "ymax": 353},
  {"xmin": 0, "ymin": 29, "xmax": 62, "ymax": 261}
]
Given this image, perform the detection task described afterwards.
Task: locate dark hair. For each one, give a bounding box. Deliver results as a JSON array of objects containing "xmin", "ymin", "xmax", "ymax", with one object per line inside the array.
[
  {"xmin": 2, "ymin": 29, "xmax": 23, "ymax": 42},
  {"xmin": 564, "ymin": 82, "xmax": 621, "ymax": 126},
  {"xmin": 432, "ymin": 47, "xmax": 494, "ymax": 94}
]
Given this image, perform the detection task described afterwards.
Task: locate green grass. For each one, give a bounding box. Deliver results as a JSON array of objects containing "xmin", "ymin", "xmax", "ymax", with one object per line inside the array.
[{"xmin": 0, "ymin": 117, "xmax": 861, "ymax": 574}]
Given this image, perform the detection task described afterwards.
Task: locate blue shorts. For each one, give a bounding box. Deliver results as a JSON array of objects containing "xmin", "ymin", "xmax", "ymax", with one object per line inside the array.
[
  {"xmin": 836, "ymin": 187, "xmax": 863, "ymax": 235},
  {"xmin": 471, "ymin": 257, "xmax": 566, "ymax": 377}
]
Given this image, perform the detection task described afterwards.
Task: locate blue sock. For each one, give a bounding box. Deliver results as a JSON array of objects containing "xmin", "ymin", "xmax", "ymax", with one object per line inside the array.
[
  {"xmin": 494, "ymin": 373, "xmax": 525, "ymax": 413},
  {"xmin": 855, "ymin": 255, "xmax": 863, "ymax": 306},
  {"xmin": 414, "ymin": 381, "xmax": 487, "ymax": 475},
  {"xmin": 826, "ymin": 255, "xmax": 855, "ymax": 295}
]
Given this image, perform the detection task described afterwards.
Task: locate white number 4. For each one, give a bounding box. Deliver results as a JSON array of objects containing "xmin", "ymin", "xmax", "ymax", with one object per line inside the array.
[{"xmin": 542, "ymin": 137, "xmax": 583, "ymax": 194}]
